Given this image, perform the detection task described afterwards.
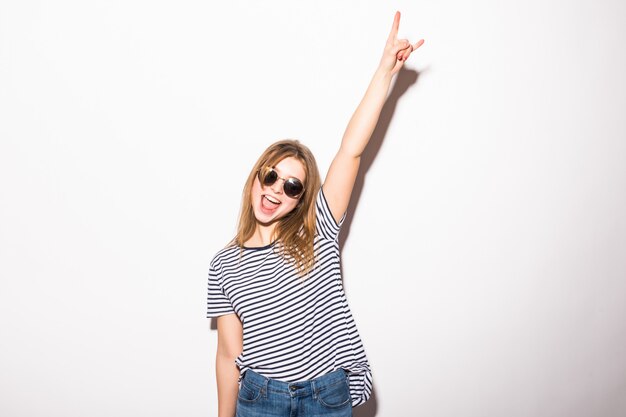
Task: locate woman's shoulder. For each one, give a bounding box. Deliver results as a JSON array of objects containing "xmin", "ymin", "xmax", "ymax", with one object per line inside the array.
[{"xmin": 209, "ymin": 243, "xmax": 241, "ymax": 267}]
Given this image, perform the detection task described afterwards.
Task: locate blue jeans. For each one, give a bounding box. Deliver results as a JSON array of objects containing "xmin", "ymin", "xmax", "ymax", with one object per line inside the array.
[{"xmin": 236, "ymin": 368, "xmax": 352, "ymax": 417}]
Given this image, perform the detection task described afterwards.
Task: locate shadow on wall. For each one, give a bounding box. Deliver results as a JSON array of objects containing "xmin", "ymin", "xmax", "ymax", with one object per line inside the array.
[
  {"xmin": 340, "ymin": 67, "xmax": 423, "ymax": 417},
  {"xmin": 354, "ymin": 389, "xmax": 378, "ymax": 417}
]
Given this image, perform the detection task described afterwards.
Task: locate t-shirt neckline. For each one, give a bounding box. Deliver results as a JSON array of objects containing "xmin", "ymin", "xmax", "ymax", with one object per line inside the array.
[{"xmin": 241, "ymin": 240, "xmax": 277, "ymax": 251}]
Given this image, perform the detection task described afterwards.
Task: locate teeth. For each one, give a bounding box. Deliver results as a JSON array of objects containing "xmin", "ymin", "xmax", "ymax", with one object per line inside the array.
[{"xmin": 265, "ymin": 195, "xmax": 280, "ymax": 204}]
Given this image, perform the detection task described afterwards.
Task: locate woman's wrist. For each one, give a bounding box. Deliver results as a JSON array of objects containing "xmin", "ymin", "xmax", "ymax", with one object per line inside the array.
[
  {"xmin": 367, "ymin": 66, "xmax": 395, "ymax": 96},
  {"xmin": 374, "ymin": 64, "xmax": 395, "ymax": 80}
]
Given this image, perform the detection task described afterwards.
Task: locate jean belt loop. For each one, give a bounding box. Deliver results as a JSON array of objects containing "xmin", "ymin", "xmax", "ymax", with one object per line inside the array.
[
  {"xmin": 311, "ymin": 378, "xmax": 319, "ymax": 400},
  {"xmin": 261, "ymin": 376, "xmax": 269, "ymax": 398}
]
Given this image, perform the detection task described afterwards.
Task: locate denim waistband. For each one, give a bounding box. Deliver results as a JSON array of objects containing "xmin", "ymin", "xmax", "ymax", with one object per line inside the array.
[{"xmin": 241, "ymin": 368, "xmax": 347, "ymax": 398}]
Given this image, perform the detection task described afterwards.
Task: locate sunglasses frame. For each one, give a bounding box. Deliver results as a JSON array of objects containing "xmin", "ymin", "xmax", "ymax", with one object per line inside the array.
[{"xmin": 257, "ymin": 167, "xmax": 305, "ymax": 199}]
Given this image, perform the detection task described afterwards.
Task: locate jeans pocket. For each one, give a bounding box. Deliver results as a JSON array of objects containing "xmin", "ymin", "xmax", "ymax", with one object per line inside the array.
[
  {"xmin": 316, "ymin": 378, "xmax": 351, "ymax": 408},
  {"xmin": 237, "ymin": 380, "xmax": 262, "ymax": 403}
]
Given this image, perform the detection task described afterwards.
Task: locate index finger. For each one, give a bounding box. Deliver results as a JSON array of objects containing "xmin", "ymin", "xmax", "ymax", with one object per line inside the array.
[{"xmin": 387, "ymin": 11, "xmax": 400, "ymax": 42}]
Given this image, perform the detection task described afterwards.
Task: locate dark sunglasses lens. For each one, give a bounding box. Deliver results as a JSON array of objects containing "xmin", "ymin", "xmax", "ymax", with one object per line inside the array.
[
  {"xmin": 284, "ymin": 179, "xmax": 304, "ymax": 198},
  {"xmin": 262, "ymin": 169, "xmax": 278, "ymax": 186}
]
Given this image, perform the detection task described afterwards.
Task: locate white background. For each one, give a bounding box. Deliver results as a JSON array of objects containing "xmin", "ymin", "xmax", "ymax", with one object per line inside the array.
[{"xmin": 1, "ymin": 1, "xmax": 625, "ymax": 416}]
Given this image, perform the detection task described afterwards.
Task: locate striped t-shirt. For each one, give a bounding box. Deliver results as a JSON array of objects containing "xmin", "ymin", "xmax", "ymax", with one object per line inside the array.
[{"xmin": 207, "ymin": 188, "xmax": 372, "ymax": 407}]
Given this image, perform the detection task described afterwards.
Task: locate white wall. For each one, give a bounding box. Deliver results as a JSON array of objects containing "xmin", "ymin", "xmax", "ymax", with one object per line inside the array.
[{"xmin": 1, "ymin": 1, "xmax": 625, "ymax": 416}]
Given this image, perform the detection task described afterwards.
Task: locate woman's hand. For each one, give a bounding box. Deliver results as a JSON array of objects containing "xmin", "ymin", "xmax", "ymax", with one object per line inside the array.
[{"xmin": 379, "ymin": 11, "xmax": 424, "ymax": 75}]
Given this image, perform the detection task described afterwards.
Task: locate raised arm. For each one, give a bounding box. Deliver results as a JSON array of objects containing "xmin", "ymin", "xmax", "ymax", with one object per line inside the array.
[{"xmin": 323, "ymin": 11, "xmax": 424, "ymax": 223}]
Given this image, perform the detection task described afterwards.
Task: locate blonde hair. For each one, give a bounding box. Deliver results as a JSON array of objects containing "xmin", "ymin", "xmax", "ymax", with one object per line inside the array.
[{"xmin": 232, "ymin": 139, "xmax": 321, "ymax": 275}]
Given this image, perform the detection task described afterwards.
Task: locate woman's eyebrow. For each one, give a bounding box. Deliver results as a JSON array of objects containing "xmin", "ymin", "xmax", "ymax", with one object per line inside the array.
[{"xmin": 274, "ymin": 166, "xmax": 301, "ymax": 180}]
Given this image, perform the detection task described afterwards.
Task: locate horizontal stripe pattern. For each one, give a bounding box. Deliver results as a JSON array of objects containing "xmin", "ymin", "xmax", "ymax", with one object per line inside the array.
[{"xmin": 207, "ymin": 188, "xmax": 372, "ymax": 407}]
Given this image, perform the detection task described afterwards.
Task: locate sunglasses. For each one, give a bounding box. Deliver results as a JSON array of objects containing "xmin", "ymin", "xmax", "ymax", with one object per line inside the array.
[{"xmin": 258, "ymin": 167, "xmax": 305, "ymax": 198}]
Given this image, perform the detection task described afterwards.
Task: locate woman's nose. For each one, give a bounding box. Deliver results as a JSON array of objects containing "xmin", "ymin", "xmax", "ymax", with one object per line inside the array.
[{"xmin": 270, "ymin": 178, "xmax": 284, "ymax": 194}]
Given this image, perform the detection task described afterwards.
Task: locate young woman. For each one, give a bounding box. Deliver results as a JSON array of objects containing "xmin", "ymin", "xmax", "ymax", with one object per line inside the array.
[{"xmin": 207, "ymin": 12, "xmax": 423, "ymax": 417}]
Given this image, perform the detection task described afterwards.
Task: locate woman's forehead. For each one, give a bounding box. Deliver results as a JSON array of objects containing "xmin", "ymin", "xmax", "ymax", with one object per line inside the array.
[{"xmin": 273, "ymin": 157, "xmax": 306, "ymax": 181}]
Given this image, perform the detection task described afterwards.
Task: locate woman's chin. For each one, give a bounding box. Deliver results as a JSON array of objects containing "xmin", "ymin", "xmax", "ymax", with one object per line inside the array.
[
  {"xmin": 255, "ymin": 216, "xmax": 276, "ymax": 227},
  {"xmin": 253, "ymin": 208, "xmax": 279, "ymax": 226}
]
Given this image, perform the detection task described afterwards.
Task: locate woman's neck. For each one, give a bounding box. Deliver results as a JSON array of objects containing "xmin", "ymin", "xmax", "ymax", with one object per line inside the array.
[{"xmin": 244, "ymin": 224, "xmax": 275, "ymax": 248}]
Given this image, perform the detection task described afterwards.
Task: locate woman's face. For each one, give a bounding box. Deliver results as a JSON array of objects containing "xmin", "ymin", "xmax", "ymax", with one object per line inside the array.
[{"xmin": 251, "ymin": 156, "xmax": 306, "ymax": 225}]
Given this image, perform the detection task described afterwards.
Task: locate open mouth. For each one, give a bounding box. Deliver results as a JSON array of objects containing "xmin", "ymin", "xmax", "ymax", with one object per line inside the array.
[{"xmin": 261, "ymin": 195, "xmax": 281, "ymax": 210}]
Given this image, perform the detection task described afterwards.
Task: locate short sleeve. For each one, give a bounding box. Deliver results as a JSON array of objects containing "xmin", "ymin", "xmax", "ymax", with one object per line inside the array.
[
  {"xmin": 315, "ymin": 187, "xmax": 346, "ymax": 241},
  {"xmin": 206, "ymin": 261, "xmax": 235, "ymax": 318}
]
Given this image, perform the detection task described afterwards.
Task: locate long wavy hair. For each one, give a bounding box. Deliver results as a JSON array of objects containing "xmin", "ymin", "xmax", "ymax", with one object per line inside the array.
[{"xmin": 232, "ymin": 139, "xmax": 321, "ymax": 275}]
